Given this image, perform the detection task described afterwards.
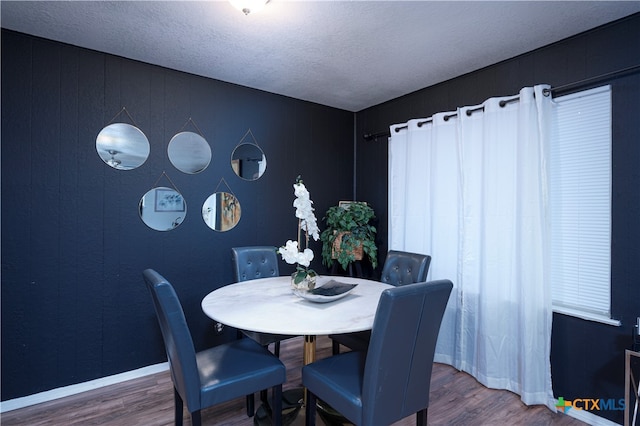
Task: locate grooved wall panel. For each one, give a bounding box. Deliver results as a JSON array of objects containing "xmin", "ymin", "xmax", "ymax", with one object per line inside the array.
[{"xmin": 1, "ymin": 29, "xmax": 354, "ymax": 400}]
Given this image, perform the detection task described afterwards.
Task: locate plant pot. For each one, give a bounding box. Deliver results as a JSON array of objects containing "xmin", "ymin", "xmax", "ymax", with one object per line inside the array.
[{"xmin": 331, "ymin": 231, "xmax": 364, "ymax": 261}]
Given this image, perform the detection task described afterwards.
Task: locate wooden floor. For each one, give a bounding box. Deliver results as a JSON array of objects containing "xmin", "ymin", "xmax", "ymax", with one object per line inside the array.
[{"xmin": 1, "ymin": 336, "xmax": 585, "ymax": 426}]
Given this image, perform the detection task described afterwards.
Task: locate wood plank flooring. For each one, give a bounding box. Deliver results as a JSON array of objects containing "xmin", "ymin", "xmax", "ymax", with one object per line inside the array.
[{"xmin": 1, "ymin": 336, "xmax": 585, "ymax": 425}]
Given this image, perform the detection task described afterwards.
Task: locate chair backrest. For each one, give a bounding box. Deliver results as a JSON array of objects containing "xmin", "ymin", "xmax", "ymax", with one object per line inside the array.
[
  {"xmin": 362, "ymin": 279, "xmax": 453, "ymax": 425},
  {"xmin": 379, "ymin": 250, "xmax": 431, "ymax": 286},
  {"xmin": 232, "ymin": 246, "xmax": 280, "ymax": 282},
  {"xmin": 143, "ymin": 269, "xmax": 201, "ymax": 412}
]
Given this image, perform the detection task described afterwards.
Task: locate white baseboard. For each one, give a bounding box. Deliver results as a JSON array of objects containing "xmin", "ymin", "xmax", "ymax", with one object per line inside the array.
[{"xmin": 0, "ymin": 362, "xmax": 169, "ymax": 414}]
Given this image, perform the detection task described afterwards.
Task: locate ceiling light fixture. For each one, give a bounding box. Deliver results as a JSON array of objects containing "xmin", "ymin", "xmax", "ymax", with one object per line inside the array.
[{"xmin": 229, "ymin": 0, "xmax": 269, "ymax": 15}]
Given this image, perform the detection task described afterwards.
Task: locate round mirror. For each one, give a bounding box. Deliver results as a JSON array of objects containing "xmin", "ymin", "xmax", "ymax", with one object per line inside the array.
[
  {"xmin": 231, "ymin": 143, "xmax": 267, "ymax": 181},
  {"xmin": 202, "ymin": 192, "xmax": 241, "ymax": 232},
  {"xmin": 168, "ymin": 131, "xmax": 211, "ymax": 174},
  {"xmin": 96, "ymin": 123, "xmax": 150, "ymax": 170},
  {"xmin": 139, "ymin": 187, "xmax": 186, "ymax": 231}
]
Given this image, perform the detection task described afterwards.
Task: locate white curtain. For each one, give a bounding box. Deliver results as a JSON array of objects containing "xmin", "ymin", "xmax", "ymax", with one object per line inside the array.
[{"xmin": 389, "ymin": 85, "xmax": 554, "ymax": 408}]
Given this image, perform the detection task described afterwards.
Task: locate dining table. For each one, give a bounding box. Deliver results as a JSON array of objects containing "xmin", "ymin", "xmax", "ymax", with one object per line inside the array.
[
  {"xmin": 201, "ymin": 275, "xmax": 393, "ymax": 424},
  {"xmin": 201, "ymin": 275, "xmax": 392, "ymax": 364}
]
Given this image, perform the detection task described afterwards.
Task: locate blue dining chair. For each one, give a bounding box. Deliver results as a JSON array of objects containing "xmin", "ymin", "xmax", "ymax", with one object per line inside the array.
[
  {"xmin": 231, "ymin": 246, "xmax": 300, "ymax": 416},
  {"xmin": 143, "ymin": 269, "xmax": 286, "ymax": 426},
  {"xmin": 330, "ymin": 249, "xmax": 432, "ymax": 354},
  {"xmin": 232, "ymin": 246, "xmax": 298, "ymax": 358},
  {"xmin": 303, "ymin": 279, "xmax": 452, "ymax": 426}
]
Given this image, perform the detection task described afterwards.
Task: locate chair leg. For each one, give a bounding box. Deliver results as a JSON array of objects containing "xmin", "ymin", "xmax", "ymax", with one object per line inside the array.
[
  {"xmin": 246, "ymin": 393, "xmax": 255, "ymax": 417},
  {"xmin": 191, "ymin": 410, "xmax": 202, "ymax": 426},
  {"xmin": 174, "ymin": 387, "xmax": 184, "ymax": 426},
  {"xmin": 262, "ymin": 341, "xmax": 278, "ymax": 406},
  {"xmin": 271, "ymin": 384, "xmax": 283, "ymax": 426},
  {"xmin": 332, "ymin": 340, "xmax": 340, "ymax": 355},
  {"xmin": 305, "ymin": 391, "xmax": 317, "ymax": 426},
  {"xmin": 416, "ymin": 408, "xmax": 428, "ymax": 426}
]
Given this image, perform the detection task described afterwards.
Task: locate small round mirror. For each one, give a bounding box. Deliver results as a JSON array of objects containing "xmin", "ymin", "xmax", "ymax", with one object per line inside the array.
[
  {"xmin": 202, "ymin": 192, "xmax": 241, "ymax": 232},
  {"xmin": 96, "ymin": 123, "xmax": 150, "ymax": 170},
  {"xmin": 168, "ymin": 131, "xmax": 211, "ymax": 174},
  {"xmin": 231, "ymin": 144, "xmax": 266, "ymax": 181},
  {"xmin": 139, "ymin": 187, "xmax": 186, "ymax": 231}
]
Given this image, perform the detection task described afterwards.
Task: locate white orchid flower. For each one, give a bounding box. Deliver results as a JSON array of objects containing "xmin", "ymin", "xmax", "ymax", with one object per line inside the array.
[
  {"xmin": 280, "ymin": 178, "xmax": 321, "ymax": 276},
  {"xmin": 293, "ymin": 182, "xmax": 310, "ymax": 199},
  {"xmin": 278, "ymin": 240, "xmax": 301, "ymax": 264}
]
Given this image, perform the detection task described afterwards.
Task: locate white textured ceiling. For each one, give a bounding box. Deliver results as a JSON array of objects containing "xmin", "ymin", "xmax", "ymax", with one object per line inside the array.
[{"xmin": 2, "ymin": 1, "xmax": 640, "ymax": 112}]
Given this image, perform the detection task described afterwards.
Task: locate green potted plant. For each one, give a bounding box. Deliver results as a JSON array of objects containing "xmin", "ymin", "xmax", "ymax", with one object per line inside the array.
[{"xmin": 320, "ymin": 202, "xmax": 378, "ymax": 271}]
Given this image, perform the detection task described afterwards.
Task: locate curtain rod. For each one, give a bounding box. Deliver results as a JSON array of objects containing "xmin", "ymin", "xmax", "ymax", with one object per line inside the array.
[
  {"xmin": 544, "ymin": 63, "xmax": 640, "ymax": 96},
  {"xmin": 364, "ymin": 64, "xmax": 640, "ymax": 141}
]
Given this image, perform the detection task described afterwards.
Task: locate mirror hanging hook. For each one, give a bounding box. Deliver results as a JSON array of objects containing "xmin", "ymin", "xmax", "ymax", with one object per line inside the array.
[
  {"xmin": 213, "ymin": 177, "xmax": 236, "ymax": 197},
  {"xmin": 177, "ymin": 117, "xmax": 206, "ymax": 138},
  {"xmin": 236, "ymin": 128, "xmax": 260, "ymax": 149},
  {"xmin": 151, "ymin": 171, "xmax": 181, "ymax": 194},
  {"xmin": 106, "ymin": 106, "xmax": 140, "ymax": 128}
]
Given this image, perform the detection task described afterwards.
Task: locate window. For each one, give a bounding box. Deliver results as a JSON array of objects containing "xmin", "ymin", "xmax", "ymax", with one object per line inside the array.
[{"xmin": 550, "ymin": 85, "xmax": 617, "ymax": 325}]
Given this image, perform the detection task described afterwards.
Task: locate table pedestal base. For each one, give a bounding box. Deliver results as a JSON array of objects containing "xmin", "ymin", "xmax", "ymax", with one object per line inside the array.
[
  {"xmin": 252, "ymin": 388, "xmax": 353, "ymax": 426},
  {"xmin": 254, "ymin": 388, "xmax": 303, "ymax": 426},
  {"xmin": 316, "ymin": 399, "xmax": 354, "ymax": 426}
]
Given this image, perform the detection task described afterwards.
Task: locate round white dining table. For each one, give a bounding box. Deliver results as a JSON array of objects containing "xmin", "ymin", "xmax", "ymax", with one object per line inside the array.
[{"xmin": 201, "ymin": 275, "xmax": 393, "ymax": 364}]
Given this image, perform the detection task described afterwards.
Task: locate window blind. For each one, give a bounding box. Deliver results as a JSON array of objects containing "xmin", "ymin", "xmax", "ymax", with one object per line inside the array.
[{"xmin": 550, "ymin": 85, "xmax": 612, "ymax": 319}]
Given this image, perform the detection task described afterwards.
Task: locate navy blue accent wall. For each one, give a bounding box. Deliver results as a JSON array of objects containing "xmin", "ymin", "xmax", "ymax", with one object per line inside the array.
[
  {"xmin": 355, "ymin": 14, "xmax": 640, "ymax": 424},
  {"xmin": 1, "ymin": 29, "xmax": 354, "ymax": 400}
]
